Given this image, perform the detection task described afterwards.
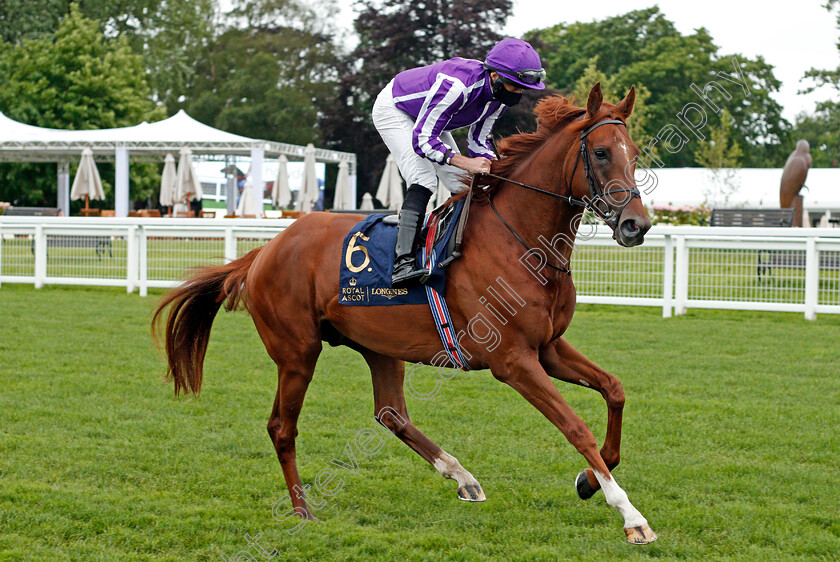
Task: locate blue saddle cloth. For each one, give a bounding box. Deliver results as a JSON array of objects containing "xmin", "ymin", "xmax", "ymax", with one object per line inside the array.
[{"xmin": 339, "ymin": 200, "xmax": 463, "ymax": 306}]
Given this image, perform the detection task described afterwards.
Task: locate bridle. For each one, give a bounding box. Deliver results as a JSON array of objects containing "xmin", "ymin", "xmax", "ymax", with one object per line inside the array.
[{"xmin": 482, "ymin": 118, "xmax": 641, "ymax": 275}]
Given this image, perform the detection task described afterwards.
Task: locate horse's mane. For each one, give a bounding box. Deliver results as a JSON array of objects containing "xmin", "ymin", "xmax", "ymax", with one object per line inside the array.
[{"xmin": 472, "ymin": 95, "xmax": 589, "ymax": 202}]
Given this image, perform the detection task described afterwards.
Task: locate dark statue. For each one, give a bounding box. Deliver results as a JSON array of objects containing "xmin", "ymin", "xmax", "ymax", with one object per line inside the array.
[{"xmin": 780, "ymin": 140, "xmax": 812, "ymax": 227}]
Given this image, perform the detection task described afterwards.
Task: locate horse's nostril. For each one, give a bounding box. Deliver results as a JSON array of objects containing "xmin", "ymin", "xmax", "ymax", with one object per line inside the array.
[{"xmin": 620, "ymin": 219, "xmax": 640, "ymax": 238}]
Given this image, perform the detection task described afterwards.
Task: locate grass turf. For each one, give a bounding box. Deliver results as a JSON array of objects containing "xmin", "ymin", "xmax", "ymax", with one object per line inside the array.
[{"xmin": 0, "ymin": 284, "xmax": 838, "ymax": 561}]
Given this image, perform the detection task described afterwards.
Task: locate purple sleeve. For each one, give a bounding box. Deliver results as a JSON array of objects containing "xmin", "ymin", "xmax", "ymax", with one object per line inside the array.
[
  {"xmin": 466, "ymin": 104, "xmax": 505, "ymax": 159},
  {"xmin": 412, "ymin": 76, "xmax": 465, "ymax": 164}
]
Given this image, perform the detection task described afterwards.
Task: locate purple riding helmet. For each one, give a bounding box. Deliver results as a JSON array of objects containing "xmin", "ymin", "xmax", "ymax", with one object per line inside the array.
[{"xmin": 484, "ymin": 38, "xmax": 546, "ymax": 90}]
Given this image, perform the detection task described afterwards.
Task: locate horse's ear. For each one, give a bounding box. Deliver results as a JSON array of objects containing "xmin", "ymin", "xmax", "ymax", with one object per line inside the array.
[
  {"xmin": 616, "ymin": 86, "xmax": 636, "ymax": 119},
  {"xmin": 586, "ymin": 83, "xmax": 603, "ymax": 117}
]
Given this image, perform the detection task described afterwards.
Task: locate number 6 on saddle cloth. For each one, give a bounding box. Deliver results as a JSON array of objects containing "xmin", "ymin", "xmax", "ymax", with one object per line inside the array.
[{"xmin": 338, "ymin": 198, "xmax": 465, "ymax": 307}]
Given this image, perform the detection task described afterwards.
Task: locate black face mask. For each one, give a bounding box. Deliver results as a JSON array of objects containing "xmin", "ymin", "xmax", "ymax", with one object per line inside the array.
[{"xmin": 492, "ymin": 78, "xmax": 522, "ymax": 106}]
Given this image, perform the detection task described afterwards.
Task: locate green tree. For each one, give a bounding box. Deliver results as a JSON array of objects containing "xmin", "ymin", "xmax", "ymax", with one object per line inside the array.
[
  {"xmin": 0, "ymin": 5, "xmax": 160, "ymax": 206},
  {"xmin": 184, "ymin": 0, "xmax": 341, "ymax": 146},
  {"xmin": 527, "ymin": 7, "xmax": 789, "ymax": 167},
  {"xmin": 798, "ymin": 1, "xmax": 840, "ymax": 167},
  {"xmin": 573, "ymin": 56, "xmax": 612, "ymax": 103},
  {"xmin": 569, "ymin": 57, "xmax": 654, "ymax": 158},
  {"xmin": 696, "ymin": 109, "xmax": 743, "ymax": 169},
  {"xmin": 531, "ymin": 7, "xmax": 679, "ymax": 91},
  {"xmin": 802, "ymin": 0, "xmax": 840, "ymax": 92},
  {"xmin": 0, "ymin": 0, "xmax": 67, "ymax": 43},
  {"xmin": 695, "ymin": 109, "xmax": 744, "ymax": 205},
  {"xmin": 792, "ymin": 102, "xmax": 840, "ymax": 167},
  {"xmin": 0, "ymin": 0, "xmax": 215, "ymax": 113},
  {"xmin": 135, "ymin": 0, "xmax": 215, "ymax": 113}
]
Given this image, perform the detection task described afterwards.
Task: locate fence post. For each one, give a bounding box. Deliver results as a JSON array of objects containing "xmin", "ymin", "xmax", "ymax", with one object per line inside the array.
[
  {"xmin": 804, "ymin": 237, "xmax": 818, "ymax": 321},
  {"xmin": 674, "ymin": 235, "xmax": 688, "ymax": 315},
  {"xmin": 34, "ymin": 225, "xmax": 46, "ymax": 289},
  {"xmin": 126, "ymin": 225, "xmax": 138, "ymax": 294},
  {"xmin": 662, "ymin": 234, "xmax": 674, "ymax": 318},
  {"xmin": 139, "ymin": 226, "xmax": 148, "ymax": 297},
  {"xmin": 224, "ymin": 227, "xmax": 237, "ymax": 262}
]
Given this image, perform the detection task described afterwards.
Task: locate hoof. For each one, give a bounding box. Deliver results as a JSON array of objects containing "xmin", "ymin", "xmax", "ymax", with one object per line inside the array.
[
  {"xmin": 457, "ymin": 483, "xmax": 486, "ymax": 502},
  {"xmin": 624, "ymin": 524, "xmax": 657, "ymax": 545},
  {"xmin": 575, "ymin": 469, "xmax": 600, "ymax": 500}
]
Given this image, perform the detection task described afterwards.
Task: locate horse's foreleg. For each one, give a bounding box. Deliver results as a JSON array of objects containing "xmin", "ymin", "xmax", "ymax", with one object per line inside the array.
[
  {"xmin": 363, "ymin": 350, "xmax": 485, "ymax": 502},
  {"xmin": 539, "ymin": 337, "xmax": 624, "ymax": 499},
  {"xmin": 492, "ymin": 353, "xmax": 656, "ymax": 544}
]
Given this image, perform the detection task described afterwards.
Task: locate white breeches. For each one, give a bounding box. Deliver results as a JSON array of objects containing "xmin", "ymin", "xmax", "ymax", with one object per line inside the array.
[{"xmin": 372, "ymin": 80, "xmax": 469, "ymax": 194}]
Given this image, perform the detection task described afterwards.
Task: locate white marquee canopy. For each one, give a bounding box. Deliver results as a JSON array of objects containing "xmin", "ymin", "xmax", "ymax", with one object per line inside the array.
[{"xmin": 0, "ymin": 110, "xmax": 357, "ymax": 216}]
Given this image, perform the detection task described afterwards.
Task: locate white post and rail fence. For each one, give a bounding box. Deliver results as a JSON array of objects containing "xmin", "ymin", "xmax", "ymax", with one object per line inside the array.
[{"xmin": 2, "ymin": 216, "xmax": 839, "ymax": 320}]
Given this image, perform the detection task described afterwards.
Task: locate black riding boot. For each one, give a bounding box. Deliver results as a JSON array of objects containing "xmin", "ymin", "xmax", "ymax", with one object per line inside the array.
[{"xmin": 391, "ymin": 184, "xmax": 433, "ymax": 288}]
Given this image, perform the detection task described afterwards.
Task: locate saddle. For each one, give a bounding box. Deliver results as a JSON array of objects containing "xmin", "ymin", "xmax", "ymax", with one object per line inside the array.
[{"xmin": 338, "ymin": 196, "xmax": 468, "ymax": 307}]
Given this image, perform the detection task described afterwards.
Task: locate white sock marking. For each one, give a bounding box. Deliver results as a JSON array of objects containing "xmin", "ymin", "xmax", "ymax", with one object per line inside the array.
[
  {"xmin": 433, "ymin": 452, "xmax": 479, "ymax": 488},
  {"xmin": 593, "ymin": 470, "xmax": 647, "ymax": 529}
]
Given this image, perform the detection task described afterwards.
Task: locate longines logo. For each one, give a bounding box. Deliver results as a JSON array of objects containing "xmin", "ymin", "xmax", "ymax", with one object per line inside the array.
[{"xmin": 370, "ymin": 287, "xmax": 408, "ymax": 300}]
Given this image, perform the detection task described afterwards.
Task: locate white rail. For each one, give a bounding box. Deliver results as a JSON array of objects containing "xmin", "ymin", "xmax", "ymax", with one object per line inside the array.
[{"xmin": 2, "ymin": 217, "xmax": 839, "ymax": 320}]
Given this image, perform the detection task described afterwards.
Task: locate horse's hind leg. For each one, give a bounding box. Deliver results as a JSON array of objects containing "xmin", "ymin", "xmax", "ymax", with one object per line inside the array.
[
  {"xmin": 362, "ymin": 350, "xmax": 486, "ymax": 502},
  {"xmin": 265, "ymin": 350, "xmax": 320, "ymax": 520},
  {"xmin": 252, "ymin": 308, "xmax": 322, "ymax": 520},
  {"xmin": 540, "ymin": 337, "xmax": 625, "ymax": 500}
]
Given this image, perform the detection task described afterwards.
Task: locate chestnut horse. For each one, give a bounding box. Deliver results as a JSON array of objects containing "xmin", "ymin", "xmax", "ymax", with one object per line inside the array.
[{"xmin": 153, "ymin": 84, "xmax": 657, "ymax": 544}]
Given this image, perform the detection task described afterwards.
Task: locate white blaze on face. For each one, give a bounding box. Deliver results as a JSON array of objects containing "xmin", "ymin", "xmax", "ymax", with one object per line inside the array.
[
  {"xmin": 592, "ymin": 470, "xmax": 648, "ymax": 529},
  {"xmin": 616, "ymin": 137, "xmax": 634, "ymax": 167},
  {"xmin": 433, "ymin": 452, "xmax": 479, "ymax": 488}
]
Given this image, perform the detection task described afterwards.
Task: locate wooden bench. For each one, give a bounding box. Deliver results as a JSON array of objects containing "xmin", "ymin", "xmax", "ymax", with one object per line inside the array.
[
  {"xmin": 710, "ymin": 208, "xmax": 795, "ymax": 228},
  {"xmin": 3, "ymin": 206, "xmax": 61, "ymax": 216}
]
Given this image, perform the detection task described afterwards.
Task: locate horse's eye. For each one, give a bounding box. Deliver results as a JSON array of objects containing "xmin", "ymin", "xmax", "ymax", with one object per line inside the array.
[{"xmin": 594, "ymin": 149, "xmax": 608, "ymax": 160}]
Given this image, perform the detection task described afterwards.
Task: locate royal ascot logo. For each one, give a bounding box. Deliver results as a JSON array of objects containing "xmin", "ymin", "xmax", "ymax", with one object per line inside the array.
[{"xmin": 349, "ymin": 277, "xmax": 357, "ymax": 286}]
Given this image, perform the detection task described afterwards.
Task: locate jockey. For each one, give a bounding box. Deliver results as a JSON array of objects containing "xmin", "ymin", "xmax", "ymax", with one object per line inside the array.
[{"xmin": 373, "ymin": 37, "xmax": 546, "ymax": 288}]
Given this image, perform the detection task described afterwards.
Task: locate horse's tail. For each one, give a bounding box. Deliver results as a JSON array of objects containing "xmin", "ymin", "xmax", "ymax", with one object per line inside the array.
[{"xmin": 152, "ymin": 247, "xmax": 262, "ymax": 396}]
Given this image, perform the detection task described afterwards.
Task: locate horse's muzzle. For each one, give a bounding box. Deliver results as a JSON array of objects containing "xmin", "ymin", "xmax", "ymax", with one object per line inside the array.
[{"xmin": 615, "ymin": 213, "xmax": 651, "ymax": 247}]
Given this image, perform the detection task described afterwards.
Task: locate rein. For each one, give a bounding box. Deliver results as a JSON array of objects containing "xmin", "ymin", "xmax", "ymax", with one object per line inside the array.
[
  {"xmin": 481, "ymin": 118, "xmax": 641, "ymax": 276},
  {"xmin": 487, "ymin": 197, "xmax": 571, "ymax": 275}
]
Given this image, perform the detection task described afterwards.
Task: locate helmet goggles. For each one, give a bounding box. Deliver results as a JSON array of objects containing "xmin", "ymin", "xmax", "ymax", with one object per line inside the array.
[
  {"xmin": 484, "ymin": 64, "xmax": 546, "ymax": 86},
  {"xmin": 499, "ymin": 67, "xmax": 546, "ymax": 86}
]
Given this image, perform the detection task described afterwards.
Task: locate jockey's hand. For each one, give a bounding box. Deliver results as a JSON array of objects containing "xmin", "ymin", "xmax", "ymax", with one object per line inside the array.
[{"xmin": 450, "ymin": 154, "xmax": 492, "ymax": 175}]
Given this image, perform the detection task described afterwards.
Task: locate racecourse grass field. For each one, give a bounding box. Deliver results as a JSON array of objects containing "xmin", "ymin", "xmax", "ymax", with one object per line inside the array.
[{"xmin": 1, "ymin": 285, "xmax": 839, "ymax": 561}]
